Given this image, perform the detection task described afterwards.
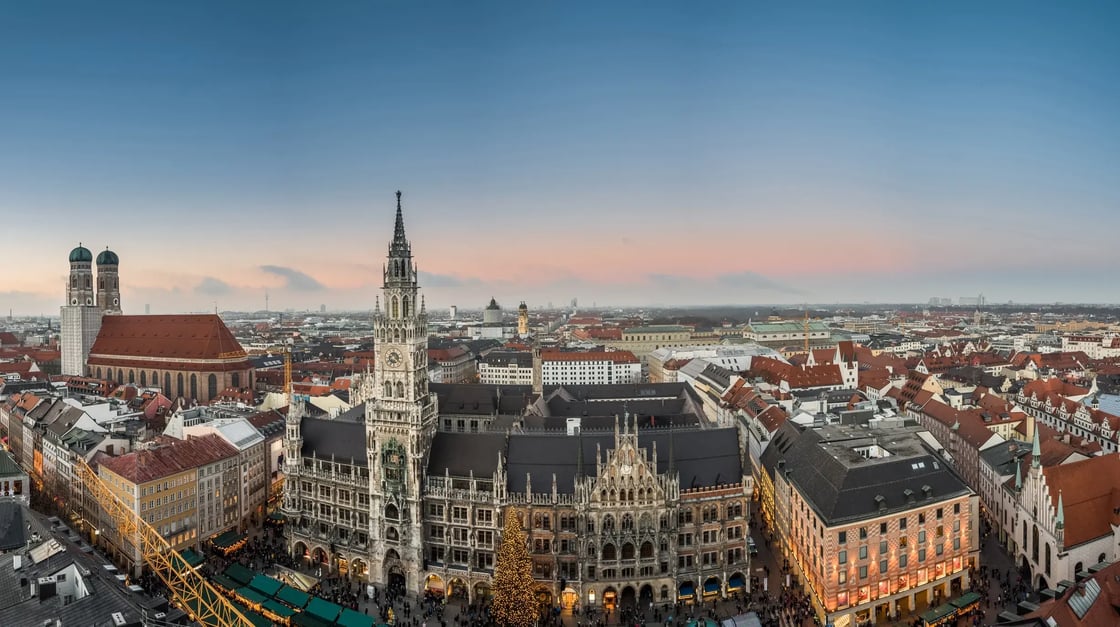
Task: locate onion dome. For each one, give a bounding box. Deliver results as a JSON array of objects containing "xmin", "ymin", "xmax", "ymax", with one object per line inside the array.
[
  {"xmin": 96, "ymin": 248, "xmax": 119, "ymax": 265},
  {"xmin": 486, "ymin": 297, "xmax": 501, "ymax": 310},
  {"xmin": 69, "ymin": 244, "xmax": 93, "ymax": 263}
]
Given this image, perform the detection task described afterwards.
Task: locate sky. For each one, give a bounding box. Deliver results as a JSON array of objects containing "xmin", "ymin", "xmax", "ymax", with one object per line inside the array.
[{"xmin": 2, "ymin": 1, "xmax": 1119, "ymax": 315}]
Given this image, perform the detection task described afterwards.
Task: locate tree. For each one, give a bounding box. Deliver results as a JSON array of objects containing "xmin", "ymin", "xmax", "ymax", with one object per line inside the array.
[{"xmin": 491, "ymin": 509, "xmax": 538, "ymax": 626}]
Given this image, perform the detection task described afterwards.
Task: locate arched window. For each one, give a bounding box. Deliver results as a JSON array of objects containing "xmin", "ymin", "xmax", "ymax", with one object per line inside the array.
[
  {"xmin": 139, "ymin": 371, "xmax": 146, "ymax": 387},
  {"xmin": 602, "ymin": 544, "xmax": 616, "ymax": 560},
  {"xmin": 117, "ymin": 369, "xmax": 124, "ymax": 383},
  {"xmin": 385, "ymin": 504, "xmax": 399, "ymax": 520},
  {"xmin": 164, "ymin": 373, "xmax": 171, "ymax": 395},
  {"xmin": 587, "ymin": 545, "xmax": 597, "ymax": 558},
  {"xmin": 387, "ymin": 527, "xmax": 399, "ymax": 542},
  {"xmin": 208, "ymin": 374, "xmax": 218, "ymax": 399},
  {"xmin": 621, "ymin": 514, "xmax": 633, "ymax": 531},
  {"xmin": 395, "ymin": 381, "xmax": 404, "ymax": 398},
  {"xmin": 1045, "ymin": 543, "xmax": 1052, "ymax": 576},
  {"xmin": 621, "ymin": 543, "xmax": 635, "ymax": 560},
  {"xmin": 603, "ymin": 515, "xmax": 615, "ymax": 532},
  {"xmin": 640, "ymin": 541, "xmax": 654, "ymax": 559},
  {"xmin": 128, "ymin": 369, "xmax": 135, "ymax": 384},
  {"xmin": 391, "ymin": 296, "xmax": 399, "ymax": 318},
  {"xmin": 71, "ymin": 277, "xmax": 77, "ymax": 288},
  {"xmin": 96, "ymin": 367, "xmax": 102, "ymax": 379},
  {"xmin": 232, "ymin": 372, "xmax": 240, "ymax": 388},
  {"xmin": 190, "ymin": 374, "xmax": 197, "ymax": 399},
  {"xmin": 151, "ymin": 371, "xmax": 157, "ymax": 387},
  {"xmin": 84, "ymin": 276, "xmax": 90, "ymax": 289},
  {"xmin": 384, "ymin": 381, "xmax": 393, "ymax": 398},
  {"xmin": 639, "ymin": 513, "xmax": 653, "ymax": 532},
  {"xmin": 177, "ymin": 373, "xmax": 184, "ymax": 398},
  {"xmin": 394, "ymin": 329, "xmax": 401, "ymax": 342},
  {"xmin": 402, "ymin": 296, "xmax": 410, "ymax": 317}
]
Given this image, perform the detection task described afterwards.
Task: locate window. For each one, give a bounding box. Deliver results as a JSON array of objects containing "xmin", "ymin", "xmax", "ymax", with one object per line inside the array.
[
  {"xmin": 918, "ymin": 548, "xmax": 927, "ymax": 563},
  {"xmin": 838, "ymin": 550, "xmax": 847, "ymax": 564},
  {"xmin": 919, "ymin": 513, "xmax": 926, "ymax": 524},
  {"xmin": 880, "ymin": 522, "xmax": 887, "ymax": 534},
  {"xmin": 954, "ymin": 503, "xmax": 961, "ymax": 515},
  {"xmin": 936, "ymin": 507, "xmax": 943, "ymax": 519},
  {"xmin": 936, "ymin": 543, "xmax": 944, "ymax": 556},
  {"xmin": 859, "ymin": 565, "xmax": 868, "ymax": 579},
  {"xmin": 880, "ymin": 559, "xmax": 888, "ymax": 574},
  {"xmin": 859, "ymin": 546, "xmax": 868, "ymax": 560},
  {"xmin": 919, "ymin": 530, "xmax": 927, "ymax": 544},
  {"xmin": 899, "ymin": 553, "xmax": 908, "ymax": 568},
  {"xmin": 859, "ymin": 527, "xmax": 868, "ymax": 540},
  {"xmin": 839, "ymin": 570, "xmax": 847, "ymax": 585},
  {"xmin": 839, "ymin": 531, "xmax": 847, "ymax": 544},
  {"xmin": 900, "ymin": 517, "xmax": 907, "ymax": 530},
  {"xmin": 953, "ymin": 537, "xmax": 960, "ymax": 551},
  {"xmin": 879, "ymin": 540, "xmax": 888, "ymax": 555}
]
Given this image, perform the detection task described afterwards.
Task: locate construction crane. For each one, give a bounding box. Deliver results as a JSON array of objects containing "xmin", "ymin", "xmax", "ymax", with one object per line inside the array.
[{"xmin": 75, "ymin": 458, "xmax": 254, "ymax": 627}]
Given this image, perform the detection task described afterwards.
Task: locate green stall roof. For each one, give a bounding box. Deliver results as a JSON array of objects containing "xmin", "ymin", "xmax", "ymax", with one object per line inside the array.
[
  {"xmin": 224, "ymin": 562, "xmax": 255, "ymax": 586},
  {"xmin": 276, "ymin": 585, "xmax": 312, "ymax": 609},
  {"xmin": 338, "ymin": 607, "xmax": 376, "ymax": 627},
  {"xmin": 306, "ymin": 596, "xmax": 343, "ymax": 622},
  {"xmin": 248, "ymin": 574, "xmax": 284, "ymax": 598}
]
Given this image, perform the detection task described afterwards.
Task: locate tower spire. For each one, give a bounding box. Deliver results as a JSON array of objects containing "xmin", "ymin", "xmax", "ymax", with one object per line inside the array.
[
  {"xmin": 390, "ymin": 190, "xmax": 410, "ymax": 257},
  {"xmin": 1055, "ymin": 490, "xmax": 1065, "ymax": 528},
  {"xmin": 1031, "ymin": 427, "xmax": 1042, "ymax": 469}
]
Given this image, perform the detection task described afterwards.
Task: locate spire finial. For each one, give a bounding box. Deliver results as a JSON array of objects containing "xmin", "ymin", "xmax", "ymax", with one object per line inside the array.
[
  {"xmin": 396, "ymin": 190, "xmax": 402, "ymax": 208},
  {"xmin": 1056, "ymin": 489, "xmax": 1065, "ymax": 528},
  {"xmin": 1031, "ymin": 426, "xmax": 1042, "ymax": 469}
]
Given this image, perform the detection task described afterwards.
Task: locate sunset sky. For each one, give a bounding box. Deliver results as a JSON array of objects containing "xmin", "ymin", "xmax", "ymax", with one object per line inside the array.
[{"xmin": 2, "ymin": 1, "xmax": 1118, "ymax": 315}]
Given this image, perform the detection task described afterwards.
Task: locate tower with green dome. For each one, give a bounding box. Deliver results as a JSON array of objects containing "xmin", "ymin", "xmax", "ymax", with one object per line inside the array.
[{"xmin": 61, "ymin": 243, "xmax": 118, "ymax": 375}]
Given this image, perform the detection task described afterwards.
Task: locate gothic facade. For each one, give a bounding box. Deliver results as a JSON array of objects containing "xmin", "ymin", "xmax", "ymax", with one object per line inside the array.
[{"xmin": 284, "ymin": 193, "xmax": 751, "ymax": 610}]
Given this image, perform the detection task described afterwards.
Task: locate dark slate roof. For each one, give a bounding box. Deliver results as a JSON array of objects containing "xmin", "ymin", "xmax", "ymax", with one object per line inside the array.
[
  {"xmin": 427, "ymin": 432, "xmax": 507, "ymax": 478},
  {"xmin": 761, "ymin": 422, "xmax": 971, "ymax": 526},
  {"xmin": 300, "ymin": 404, "xmax": 367, "ymax": 466},
  {"xmin": 506, "ymin": 427, "xmax": 741, "ymax": 494},
  {"xmin": 431, "ymin": 383, "xmax": 535, "ymax": 416},
  {"xmin": 542, "ymin": 382, "xmax": 689, "ymax": 400},
  {"xmin": 0, "ymin": 501, "xmax": 26, "ymax": 551},
  {"xmin": 0, "ymin": 380, "xmax": 52, "ymax": 396},
  {"xmin": 522, "ymin": 414, "xmax": 698, "ymax": 431},
  {"xmin": 480, "ymin": 351, "xmax": 533, "ymax": 368}
]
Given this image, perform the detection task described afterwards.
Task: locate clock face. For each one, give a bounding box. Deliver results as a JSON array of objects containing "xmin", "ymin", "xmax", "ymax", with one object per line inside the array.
[{"xmin": 385, "ymin": 349, "xmax": 403, "ymax": 367}]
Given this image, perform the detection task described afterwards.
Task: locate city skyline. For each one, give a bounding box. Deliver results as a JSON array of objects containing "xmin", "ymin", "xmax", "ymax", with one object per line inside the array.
[{"xmin": 3, "ymin": 1, "xmax": 1119, "ymax": 315}]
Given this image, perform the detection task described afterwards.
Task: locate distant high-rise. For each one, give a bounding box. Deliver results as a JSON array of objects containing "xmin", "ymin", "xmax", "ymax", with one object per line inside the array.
[
  {"xmin": 144, "ymin": 304, "xmax": 150, "ymax": 315},
  {"xmin": 320, "ymin": 304, "xmax": 326, "ymax": 313},
  {"xmin": 449, "ymin": 305, "xmax": 457, "ymax": 319}
]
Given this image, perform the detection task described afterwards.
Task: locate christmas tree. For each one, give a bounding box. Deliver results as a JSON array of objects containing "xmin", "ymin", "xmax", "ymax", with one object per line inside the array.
[{"xmin": 491, "ymin": 509, "xmax": 538, "ymax": 626}]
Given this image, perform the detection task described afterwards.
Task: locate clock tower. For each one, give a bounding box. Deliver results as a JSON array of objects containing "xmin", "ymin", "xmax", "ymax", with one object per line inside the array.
[{"xmin": 366, "ymin": 191, "xmax": 437, "ymax": 591}]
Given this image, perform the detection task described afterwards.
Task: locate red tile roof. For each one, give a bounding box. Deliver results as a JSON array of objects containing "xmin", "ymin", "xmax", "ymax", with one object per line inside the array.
[
  {"xmin": 88, "ymin": 315, "xmax": 250, "ymax": 371},
  {"xmin": 98, "ymin": 433, "xmax": 238, "ymax": 485},
  {"xmin": 1026, "ymin": 560, "xmax": 1120, "ymax": 626},
  {"xmin": 1043, "ymin": 454, "xmax": 1120, "ymax": 548}
]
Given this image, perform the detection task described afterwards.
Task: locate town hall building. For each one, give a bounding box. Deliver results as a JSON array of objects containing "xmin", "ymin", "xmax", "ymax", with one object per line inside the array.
[{"xmin": 283, "ymin": 192, "xmax": 752, "ymax": 612}]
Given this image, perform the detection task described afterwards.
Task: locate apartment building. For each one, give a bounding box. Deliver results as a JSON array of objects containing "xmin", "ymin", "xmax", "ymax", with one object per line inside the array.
[
  {"xmin": 97, "ymin": 434, "xmax": 238, "ymax": 575},
  {"xmin": 759, "ymin": 422, "xmax": 979, "ymax": 626}
]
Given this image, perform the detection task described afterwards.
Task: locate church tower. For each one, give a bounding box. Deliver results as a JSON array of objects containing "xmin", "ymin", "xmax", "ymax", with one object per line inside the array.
[
  {"xmin": 365, "ymin": 191, "xmax": 437, "ymax": 590},
  {"xmin": 96, "ymin": 248, "xmax": 122, "ymax": 314},
  {"xmin": 61, "ymin": 244, "xmax": 104, "ymax": 376}
]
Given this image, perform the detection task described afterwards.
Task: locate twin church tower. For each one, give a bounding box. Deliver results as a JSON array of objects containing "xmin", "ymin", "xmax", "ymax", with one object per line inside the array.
[{"xmin": 61, "ymin": 244, "xmax": 122, "ymax": 376}]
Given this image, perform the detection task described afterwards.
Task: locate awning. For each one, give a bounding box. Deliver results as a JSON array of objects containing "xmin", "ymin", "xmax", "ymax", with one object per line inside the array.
[
  {"xmin": 951, "ymin": 591, "xmax": 982, "ymax": 609},
  {"xmin": 266, "ymin": 511, "xmax": 287, "ymax": 525},
  {"xmin": 919, "ymin": 603, "xmax": 957, "ymax": 626},
  {"xmin": 703, "ymin": 581, "xmax": 721, "ymax": 595},
  {"xmin": 728, "ymin": 574, "xmax": 745, "ymax": 591},
  {"xmin": 210, "ymin": 573, "xmax": 240, "ymax": 592},
  {"xmin": 678, "ymin": 584, "xmax": 695, "ymax": 599},
  {"xmin": 276, "ymin": 584, "xmax": 312, "ymax": 609},
  {"xmin": 306, "ymin": 596, "xmax": 343, "ymax": 622},
  {"xmin": 248, "ymin": 574, "xmax": 284, "ymax": 598},
  {"xmin": 236, "ymin": 586, "xmax": 269, "ymax": 606},
  {"xmin": 292, "ymin": 613, "xmax": 334, "ymax": 627},
  {"xmin": 212, "ymin": 529, "xmax": 248, "ymax": 551},
  {"xmin": 337, "ymin": 607, "xmax": 376, "ymax": 627},
  {"xmin": 262, "ymin": 599, "xmax": 295, "ymax": 618},
  {"xmin": 230, "ymin": 601, "xmax": 273, "ymax": 627},
  {"xmin": 178, "ymin": 548, "xmax": 205, "ymax": 569},
  {"xmin": 224, "ymin": 562, "xmax": 255, "ymax": 586}
]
